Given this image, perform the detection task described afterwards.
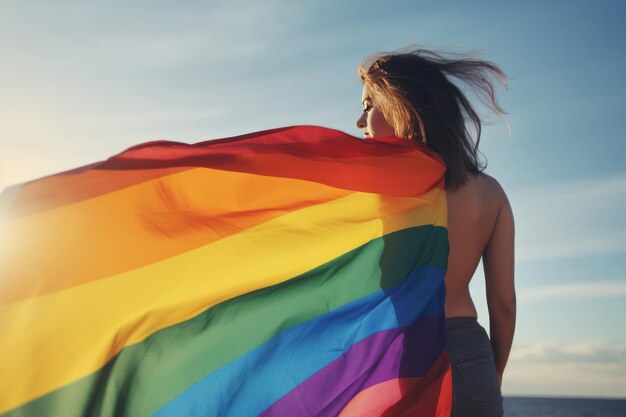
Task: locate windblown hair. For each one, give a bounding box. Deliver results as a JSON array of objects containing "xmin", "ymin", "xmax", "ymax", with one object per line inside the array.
[{"xmin": 358, "ymin": 47, "xmax": 509, "ymax": 191}]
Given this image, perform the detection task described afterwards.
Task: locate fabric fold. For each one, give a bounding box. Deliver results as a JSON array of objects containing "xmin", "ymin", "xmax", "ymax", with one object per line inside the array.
[{"xmin": 0, "ymin": 125, "xmax": 451, "ymax": 417}]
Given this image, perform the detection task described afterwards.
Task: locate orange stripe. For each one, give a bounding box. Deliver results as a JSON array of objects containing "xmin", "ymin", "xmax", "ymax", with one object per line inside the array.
[
  {"xmin": 0, "ymin": 167, "xmax": 350, "ymax": 304},
  {"xmin": 9, "ymin": 166, "xmax": 191, "ymax": 219}
]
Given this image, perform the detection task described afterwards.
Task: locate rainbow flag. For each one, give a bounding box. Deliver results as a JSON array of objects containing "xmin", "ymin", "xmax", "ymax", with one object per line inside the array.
[{"xmin": 0, "ymin": 125, "xmax": 452, "ymax": 416}]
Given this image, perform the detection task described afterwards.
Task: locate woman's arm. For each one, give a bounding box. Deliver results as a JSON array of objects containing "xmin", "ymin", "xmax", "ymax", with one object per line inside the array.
[{"xmin": 482, "ymin": 184, "xmax": 516, "ymax": 387}]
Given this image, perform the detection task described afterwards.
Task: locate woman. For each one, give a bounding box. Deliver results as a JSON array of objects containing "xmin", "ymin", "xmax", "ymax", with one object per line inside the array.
[{"xmin": 356, "ymin": 48, "xmax": 516, "ymax": 417}]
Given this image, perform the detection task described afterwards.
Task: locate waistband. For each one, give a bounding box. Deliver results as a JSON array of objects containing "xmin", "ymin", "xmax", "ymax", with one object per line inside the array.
[
  {"xmin": 446, "ymin": 316, "xmax": 482, "ymax": 332},
  {"xmin": 446, "ymin": 316, "xmax": 478, "ymax": 322}
]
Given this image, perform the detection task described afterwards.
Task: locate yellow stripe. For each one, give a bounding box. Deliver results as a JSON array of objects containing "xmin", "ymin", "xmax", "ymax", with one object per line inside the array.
[{"xmin": 0, "ymin": 188, "xmax": 446, "ymax": 412}]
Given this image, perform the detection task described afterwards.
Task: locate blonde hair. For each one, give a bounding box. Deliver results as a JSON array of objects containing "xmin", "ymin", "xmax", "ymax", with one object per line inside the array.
[{"xmin": 358, "ymin": 46, "xmax": 509, "ymax": 190}]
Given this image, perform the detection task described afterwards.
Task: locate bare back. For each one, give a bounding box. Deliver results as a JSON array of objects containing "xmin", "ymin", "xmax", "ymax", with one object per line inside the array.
[{"xmin": 444, "ymin": 172, "xmax": 513, "ymax": 319}]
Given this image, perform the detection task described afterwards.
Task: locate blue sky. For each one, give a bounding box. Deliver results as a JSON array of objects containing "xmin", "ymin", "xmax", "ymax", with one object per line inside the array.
[{"xmin": 1, "ymin": 0, "xmax": 625, "ymax": 398}]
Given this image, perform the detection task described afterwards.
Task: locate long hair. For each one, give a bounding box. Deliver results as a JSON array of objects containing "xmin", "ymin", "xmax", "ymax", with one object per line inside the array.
[{"xmin": 358, "ymin": 47, "xmax": 509, "ymax": 191}]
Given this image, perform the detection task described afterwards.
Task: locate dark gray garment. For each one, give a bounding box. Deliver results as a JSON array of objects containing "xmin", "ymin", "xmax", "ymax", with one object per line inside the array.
[{"xmin": 446, "ymin": 317, "xmax": 505, "ymax": 417}]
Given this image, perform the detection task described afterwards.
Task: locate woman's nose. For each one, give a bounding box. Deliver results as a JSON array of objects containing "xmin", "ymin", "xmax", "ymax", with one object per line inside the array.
[{"xmin": 356, "ymin": 113, "xmax": 366, "ymax": 129}]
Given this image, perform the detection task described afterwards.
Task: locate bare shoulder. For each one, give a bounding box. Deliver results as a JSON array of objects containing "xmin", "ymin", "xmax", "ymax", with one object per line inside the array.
[{"xmin": 476, "ymin": 173, "xmax": 509, "ymax": 207}]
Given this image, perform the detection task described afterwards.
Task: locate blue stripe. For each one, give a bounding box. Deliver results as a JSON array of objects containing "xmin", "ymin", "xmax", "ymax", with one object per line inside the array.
[{"xmin": 153, "ymin": 265, "xmax": 446, "ymax": 417}]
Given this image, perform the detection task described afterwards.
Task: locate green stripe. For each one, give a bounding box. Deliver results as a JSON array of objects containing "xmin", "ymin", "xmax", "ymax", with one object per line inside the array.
[{"xmin": 3, "ymin": 225, "xmax": 448, "ymax": 417}]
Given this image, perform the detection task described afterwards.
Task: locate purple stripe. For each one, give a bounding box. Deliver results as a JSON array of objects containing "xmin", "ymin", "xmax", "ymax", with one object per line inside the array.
[{"xmin": 259, "ymin": 315, "xmax": 446, "ymax": 417}]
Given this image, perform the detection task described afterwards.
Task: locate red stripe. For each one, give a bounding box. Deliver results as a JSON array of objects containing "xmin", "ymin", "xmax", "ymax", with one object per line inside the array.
[
  {"xmin": 8, "ymin": 125, "xmax": 446, "ymax": 218},
  {"xmin": 338, "ymin": 354, "xmax": 452, "ymax": 417}
]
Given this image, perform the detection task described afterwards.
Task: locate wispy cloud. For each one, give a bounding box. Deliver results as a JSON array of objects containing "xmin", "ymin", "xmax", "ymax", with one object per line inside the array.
[
  {"xmin": 505, "ymin": 341, "xmax": 626, "ymax": 398},
  {"xmin": 0, "ymin": 1, "xmax": 321, "ymax": 188},
  {"xmin": 511, "ymin": 341, "xmax": 626, "ymax": 364}
]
